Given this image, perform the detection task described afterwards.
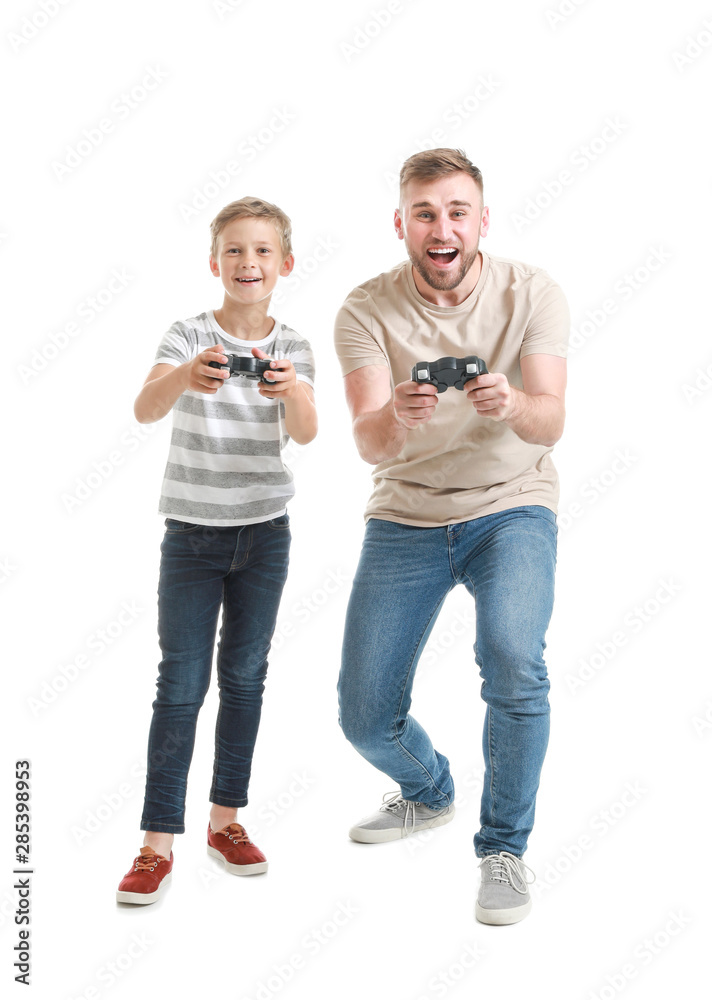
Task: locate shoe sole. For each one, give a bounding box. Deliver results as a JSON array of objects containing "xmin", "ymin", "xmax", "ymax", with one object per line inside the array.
[
  {"xmin": 475, "ymin": 898, "xmax": 532, "ymax": 925},
  {"xmin": 207, "ymin": 845, "xmax": 268, "ymax": 876},
  {"xmin": 116, "ymin": 873, "xmax": 172, "ymax": 905},
  {"xmin": 348, "ymin": 807, "xmax": 455, "ymax": 844}
]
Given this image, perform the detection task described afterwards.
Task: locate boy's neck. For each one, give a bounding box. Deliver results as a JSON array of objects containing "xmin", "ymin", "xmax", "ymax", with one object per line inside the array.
[{"xmin": 213, "ymin": 300, "xmax": 276, "ymax": 341}]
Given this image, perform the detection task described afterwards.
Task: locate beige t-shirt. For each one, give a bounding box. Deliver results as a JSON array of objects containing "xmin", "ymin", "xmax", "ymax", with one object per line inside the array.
[{"xmin": 334, "ymin": 251, "xmax": 569, "ymax": 527}]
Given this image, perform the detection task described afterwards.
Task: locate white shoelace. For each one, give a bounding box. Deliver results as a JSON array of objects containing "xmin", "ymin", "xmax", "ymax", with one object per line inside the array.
[
  {"xmin": 381, "ymin": 791, "xmax": 419, "ymax": 834},
  {"xmin": 479, "ymin": 851, "xmax": 536, "ymax": 894}
]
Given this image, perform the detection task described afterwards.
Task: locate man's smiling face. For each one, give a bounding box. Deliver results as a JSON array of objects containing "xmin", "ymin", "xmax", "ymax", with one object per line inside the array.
[{"xmin": 395, "ymin": 172, "xmax": 489, "ymax": 296}]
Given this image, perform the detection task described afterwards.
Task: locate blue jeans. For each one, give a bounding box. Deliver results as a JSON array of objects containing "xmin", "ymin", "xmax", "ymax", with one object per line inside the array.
[
  {"xmin": 140, "ymin": 515, "xmax": 291, "ymax": 833},
  {"xmin": 337, "ymin": 505, "xmax": 557, "ymax": 858}
]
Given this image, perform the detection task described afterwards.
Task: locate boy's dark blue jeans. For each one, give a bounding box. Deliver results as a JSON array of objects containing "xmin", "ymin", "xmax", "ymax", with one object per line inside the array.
[{"xmin": 140, "ymin": 514, "xmax": 291, "ymax": 834}]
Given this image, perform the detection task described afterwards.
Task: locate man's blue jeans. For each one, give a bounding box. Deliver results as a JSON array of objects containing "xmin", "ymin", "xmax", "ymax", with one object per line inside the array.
[
  {"xmin": 140, "ymin": 515, "xmax": 291, "ymax": 834},
  {"xmin": 337, "ymin": 505, "xmax": 557, "ymax": 858}
]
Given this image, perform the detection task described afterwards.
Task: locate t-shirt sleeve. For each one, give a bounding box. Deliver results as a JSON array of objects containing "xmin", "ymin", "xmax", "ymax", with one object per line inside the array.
[
  {"xmin": 153, "ymin": 320, "xmax": 198, "ymax": 367},
  {"xmin": 334, "ymin": 287, "xmax": 389, "ymax": 377},
  {"xmin": 520, "ymin": 274, "xmax": 570, "ymax": 359},
  {"xmin": 288, "ymin": 338, "xmax": 316, "ymax": 389}
]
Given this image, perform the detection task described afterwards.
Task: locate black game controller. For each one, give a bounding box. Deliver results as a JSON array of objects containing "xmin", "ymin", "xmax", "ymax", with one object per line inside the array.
[
  {"xmin": 208, "ymin": 354, "xmax": 273, "ymax": 383},
  {"xmin": 411, "ymin": 355, "xmax": 488, "ymax": 393}
]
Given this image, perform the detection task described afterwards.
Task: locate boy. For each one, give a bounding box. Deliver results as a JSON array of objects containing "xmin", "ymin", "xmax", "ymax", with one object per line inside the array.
[{"xmin": 116, "ymin": 197, "xmax": 317, "ymax": 904}]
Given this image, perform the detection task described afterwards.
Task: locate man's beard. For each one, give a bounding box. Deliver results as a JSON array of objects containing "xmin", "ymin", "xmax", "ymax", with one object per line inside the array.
[{"xmin": 408, "ymin": 244, "xmax": 480, "ymax": 291}]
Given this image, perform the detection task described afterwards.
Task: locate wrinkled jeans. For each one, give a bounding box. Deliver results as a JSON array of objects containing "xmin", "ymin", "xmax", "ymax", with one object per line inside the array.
[
  {"xmin": 141, "ymin": 515, "xmax": 291, "ymax": 833},
  {"xmin": 338, "ymin": 506, "xmax": 557, "ymax": 857}
]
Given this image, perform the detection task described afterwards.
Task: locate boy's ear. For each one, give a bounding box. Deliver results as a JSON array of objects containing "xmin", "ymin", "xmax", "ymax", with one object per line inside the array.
[
  {"xmin": 279, "ymin": 253, "xmax": 295, "ymax": 277},
  {"xmin": 209, "ymin": 255, "xmax": 220, "ymax": 277}
]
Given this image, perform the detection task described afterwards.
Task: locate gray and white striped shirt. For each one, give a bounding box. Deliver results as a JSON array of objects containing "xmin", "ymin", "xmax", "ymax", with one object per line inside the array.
[{"xmin": 154, "ymin": 310, "xmax": 315, "ymax": 525}]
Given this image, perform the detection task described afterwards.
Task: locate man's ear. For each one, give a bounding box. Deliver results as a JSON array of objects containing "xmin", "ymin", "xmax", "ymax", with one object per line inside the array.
[
  {"xmin": 394, "ymin": 208, "xmax": 405, "ymax": 241},
  {"xmin": 480, "ymin": 206, "xmax": 490, "ymax": 238}
]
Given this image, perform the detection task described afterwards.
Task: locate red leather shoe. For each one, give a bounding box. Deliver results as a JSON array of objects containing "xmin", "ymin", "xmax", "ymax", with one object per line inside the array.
[
  {"xmin": 116, "ymin": 846, "xmax": 173, "ymax": 904},
  {"xmin": 207, "ymin": 823, "xmax": 268, "ymax": 876}
]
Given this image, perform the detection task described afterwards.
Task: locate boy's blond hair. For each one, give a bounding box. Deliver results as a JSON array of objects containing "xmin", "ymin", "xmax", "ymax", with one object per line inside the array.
[{"xmin": 209, "ymin": 197, "xmax": 293, "ymax": 260}]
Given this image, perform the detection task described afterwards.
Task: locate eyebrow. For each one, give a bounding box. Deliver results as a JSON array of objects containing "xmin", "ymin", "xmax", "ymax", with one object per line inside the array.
[
  {"xmin": 411, "ymin": 200, "xmax": 472, "ymax": 209},
  {"xmin": 222, "ymin": 240, "xmax": 276, "ymax": 247}
]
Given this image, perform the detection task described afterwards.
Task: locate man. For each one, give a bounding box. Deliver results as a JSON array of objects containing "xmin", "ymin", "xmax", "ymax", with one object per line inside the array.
[{"xmin": 333, "ymin": 148, "xmax": 569, "ymax": 925}]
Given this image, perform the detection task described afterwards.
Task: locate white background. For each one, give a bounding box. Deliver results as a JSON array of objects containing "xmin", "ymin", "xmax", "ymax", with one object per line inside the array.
[{"xmin": 2, "ymin": 0, "xmax": 711, "ymax": 997}]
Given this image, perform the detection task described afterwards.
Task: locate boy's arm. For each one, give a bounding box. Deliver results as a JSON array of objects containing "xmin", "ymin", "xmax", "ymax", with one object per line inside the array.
[
  {"xmin": 252, "ymin": 348, "xmax": 317, "ymax": 445},
  {"xmin": 134, "ymin": 346, "xmax": 229, "ymax": 423},
  {"xmin": 282, "ymin": 382, "xmax": 317, "ymax": 445}
]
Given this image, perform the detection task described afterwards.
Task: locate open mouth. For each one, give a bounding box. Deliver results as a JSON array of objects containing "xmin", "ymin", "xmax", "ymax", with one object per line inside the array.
[
  {"xmin": 427, "ymin": 247, "xmax": 459, "ymax": 265},
  {"xmin": 237, "ymin": 277, "xmax": 261, "ymax": 284}
]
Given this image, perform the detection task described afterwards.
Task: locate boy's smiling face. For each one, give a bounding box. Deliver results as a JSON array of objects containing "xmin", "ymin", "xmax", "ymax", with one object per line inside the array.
[{"xmin": 209, "ymin": 217, "xmax": 294, "ymax": 306}]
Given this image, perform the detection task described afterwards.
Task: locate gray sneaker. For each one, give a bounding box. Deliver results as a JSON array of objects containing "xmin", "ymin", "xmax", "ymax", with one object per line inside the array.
[
  {"xmin": 475, "ymin": 852, "xmax": 535, "ymax": 925},
  {"xmin": 348, "ymin": 791, "xmax": 454, "ymax": 844}
]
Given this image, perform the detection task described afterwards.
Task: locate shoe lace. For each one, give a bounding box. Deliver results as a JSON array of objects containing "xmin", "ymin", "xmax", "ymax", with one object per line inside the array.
[
  {"xmin": 381, "ymin": 791, "xmax": 419, "ymax": 835},
  {"xmin": 133, "ymin": 847, "xmax": 163, "ymax": 873},
  {"xmin": 479, "ymin": 852, "xmax": 536, "ymax": 895},
  {"xmin": 219, "ymin": 823, "xmax": 251, "ymax": 844}
]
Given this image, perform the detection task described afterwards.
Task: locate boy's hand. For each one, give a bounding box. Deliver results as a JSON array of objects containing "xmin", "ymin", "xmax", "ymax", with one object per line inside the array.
[
  {"xmin": 185, "ymin": 345, "xmax": 230, "ymax": 394},
  {"xmin": 252, "ymin": 346, "xmax": 299, "ymax": 399}
]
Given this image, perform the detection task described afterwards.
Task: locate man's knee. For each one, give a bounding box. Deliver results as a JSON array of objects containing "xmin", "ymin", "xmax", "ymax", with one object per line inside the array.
[
  {"xmin": 338, "ymin": 693, "xmax": 388, "ymax": 750},
  {"xmin": 337, "ymin": 698, "xmax": 366, "ymax": 747},
  {"xmin": 477, "ymin": 639, "xmax": 550, "ymax": 710},
  {"xmin": 479, "ymin": 668, "xmax": 551, "ymax": 715}
]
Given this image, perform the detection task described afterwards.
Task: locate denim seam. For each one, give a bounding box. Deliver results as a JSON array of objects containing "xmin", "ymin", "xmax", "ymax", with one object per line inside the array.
[
  {"xmin": 139, "ymin": 820, "xmax": 185, "ymax": 834},
  {"xmin": 229, "ymin": 524, "xmax": 251, "ymax": 573},
  {"xmin": 486, "ymin": 705, "xmax": 497, "ymax": 836},
  {"xmin": 209, "ymin": 792, "xmax": 249, "ymax": 809},
  {"xmin": 446, "ymin": 525, "xmax": 460, "ymax": 581},
  {"xmin": 393, "ymin": 590, "xmax": 454, "ymax": 806},
  {"xmin": 462, "ymin": 566, "xmax": 498, "ymax": 844},
  {"xmin": 212, "ymin": 578, "xmax": 227, "ymax": 795}
]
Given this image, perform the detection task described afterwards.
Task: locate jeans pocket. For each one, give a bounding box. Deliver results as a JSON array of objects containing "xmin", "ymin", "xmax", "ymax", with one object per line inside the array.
[
  {"xmin": 266, "ymin": 513, "xmax": 290, "ymax": 530},
  {"xmin": 511, "ymin": 505, "xmax": 557, "ymax": 528},
  {"xmin": 164, "ymin": 518, "xmax": 203, "ymax": 534}
]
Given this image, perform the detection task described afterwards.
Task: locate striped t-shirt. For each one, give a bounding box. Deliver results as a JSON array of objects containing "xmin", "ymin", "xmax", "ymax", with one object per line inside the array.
[{"xmin": 153, "ymin": 310, "xmax": 315, "ymax": 526}]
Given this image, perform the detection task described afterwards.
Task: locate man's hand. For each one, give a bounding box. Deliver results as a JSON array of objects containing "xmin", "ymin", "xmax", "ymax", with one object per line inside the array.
[
  {"xmin": 465, "ymin": 355, "xmax": 567, "ymax": 446},
  {"xmin": 393, "ymin": 379, "xmax": 439, "ymax": 428},
  {"xmin": 252, "ymin": 346, "xmax": 299, "ymax": 399},
  {"xmin": 185, "ymin": 344, "xmax": 230, "ymax": 394},
  {"xmin": 465, "ymin": 372, "xmax": 516, "ymax": 421}
]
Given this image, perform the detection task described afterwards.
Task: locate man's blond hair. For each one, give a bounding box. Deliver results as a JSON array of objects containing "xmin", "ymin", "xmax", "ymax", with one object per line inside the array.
[{"xmin": 399, "ymin": 149, "xmax": 484, "ymax": 204}]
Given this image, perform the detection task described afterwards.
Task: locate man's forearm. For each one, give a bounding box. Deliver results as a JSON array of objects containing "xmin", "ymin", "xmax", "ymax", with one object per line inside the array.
[
  {"xmin": 353, "ymin": 398, "xmax": 408, "ymax": 464},
  {"xmin": 503, "ymin": 388, "xmax": 565, "ymax": 447}
]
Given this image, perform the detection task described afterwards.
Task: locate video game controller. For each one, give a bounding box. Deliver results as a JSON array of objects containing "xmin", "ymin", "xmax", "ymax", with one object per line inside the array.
[
  {"xmin": 208, "ymin": 354, "xmax": 273, "ymax": 383},
  {"xmin": 411, "ymin": 355, "xmax": 488, "ymax": 393}
]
